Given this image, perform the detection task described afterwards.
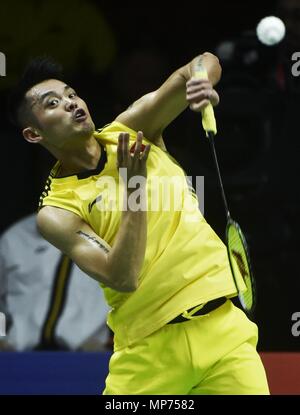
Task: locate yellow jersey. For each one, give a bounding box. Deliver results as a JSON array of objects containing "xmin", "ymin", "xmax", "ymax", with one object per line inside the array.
[{"xmin": 39, "ymin": 121, "xmax": 238, "ymax": 350}]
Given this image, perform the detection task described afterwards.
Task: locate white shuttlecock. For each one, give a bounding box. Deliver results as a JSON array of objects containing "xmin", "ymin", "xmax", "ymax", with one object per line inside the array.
[{"xmin": 256, "ymin": 16, "xmax": 286, "ymax": 46}]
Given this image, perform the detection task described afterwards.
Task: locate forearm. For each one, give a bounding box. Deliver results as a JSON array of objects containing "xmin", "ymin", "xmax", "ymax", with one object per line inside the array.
[
  {"xmin": 107, "ymin": 202, "xmax": 147, "ymax": 292},
  {"xmin": 114, "ymin": 52, "xmax": 221, "ymax": 141},
  {"xmin": 106, "ymin": 183, "xmax": 147, "ymax": 291}
]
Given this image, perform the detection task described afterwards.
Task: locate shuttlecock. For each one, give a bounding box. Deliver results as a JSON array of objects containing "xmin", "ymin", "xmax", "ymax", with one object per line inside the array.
[{"xmin": 256, "ymin": 16, "xmax": 286, "ymax": 46}]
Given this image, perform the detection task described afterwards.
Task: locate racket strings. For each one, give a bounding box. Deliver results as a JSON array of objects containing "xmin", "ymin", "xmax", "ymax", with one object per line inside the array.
[{"xmin": 227, "ymin": 225, "xmax": 254, "ymax": 311}]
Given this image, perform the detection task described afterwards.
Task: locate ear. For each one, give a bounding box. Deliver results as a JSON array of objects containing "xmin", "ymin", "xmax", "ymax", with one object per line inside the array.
[{"xmin": 22, "ymin": 127, "xmax": 43, "ymax": 144}]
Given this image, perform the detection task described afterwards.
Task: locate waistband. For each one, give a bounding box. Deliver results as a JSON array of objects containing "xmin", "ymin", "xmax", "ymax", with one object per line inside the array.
[{"xmin": 167, "ymin": 297, "xmax": 227, "ymax": 324}]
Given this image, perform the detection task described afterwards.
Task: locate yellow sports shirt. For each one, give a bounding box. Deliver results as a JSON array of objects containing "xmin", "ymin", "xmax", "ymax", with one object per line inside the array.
[{"xmin": 39, "ymin": 121, "xmax": 238, "ymax": 350}]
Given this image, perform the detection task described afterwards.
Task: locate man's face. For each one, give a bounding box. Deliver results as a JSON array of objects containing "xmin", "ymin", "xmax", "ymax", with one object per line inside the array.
[{"xmin": 26, "ymin": 79, "xmax": 95, "ymax": 147}]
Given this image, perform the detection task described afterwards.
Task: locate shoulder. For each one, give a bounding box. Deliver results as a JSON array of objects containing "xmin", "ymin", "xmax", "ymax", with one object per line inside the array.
[
  {"xmin": 37, "ymin": 206, "xmax": 83, "ymax": 247},
  {"xmin": 37, "ymin": 206, "xmax": 82, "ymax": 229}
]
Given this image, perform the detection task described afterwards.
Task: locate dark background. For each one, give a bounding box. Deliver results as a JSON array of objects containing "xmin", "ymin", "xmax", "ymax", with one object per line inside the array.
[{"xmin": 0, "ymin": 0, "xmax": 299, "ymax": 351}]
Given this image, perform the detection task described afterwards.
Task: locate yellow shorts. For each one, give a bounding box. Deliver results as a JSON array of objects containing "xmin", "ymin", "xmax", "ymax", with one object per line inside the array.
[{"xmin": 103, "ymin": 300, "xmax": 269, "ymax": 395}]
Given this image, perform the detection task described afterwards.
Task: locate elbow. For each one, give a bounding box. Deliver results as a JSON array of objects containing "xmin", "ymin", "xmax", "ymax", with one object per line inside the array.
[
  {"xmin": 119, "ymin": 282, "xmax": 138, "ymax": 293},
  {"xmin": 107, "ymin": 270, "xmax": 139, "ymax": 293},
  {"xmin": 117, "ymin": 273, "xmax": 138, "ymax": 292},
  {"xmin": 94, "ymin": 273, "xmax": 138, "ymax": 293},
  {"xmin": 113, "ymin": 281, "xmax": 138, "ymax": 293}
]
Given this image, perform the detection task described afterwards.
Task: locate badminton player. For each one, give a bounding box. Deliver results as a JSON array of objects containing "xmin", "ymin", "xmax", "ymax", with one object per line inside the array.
[{"xmin": 8, "ymin": 54, "xmax": 269, "ymax": 394}]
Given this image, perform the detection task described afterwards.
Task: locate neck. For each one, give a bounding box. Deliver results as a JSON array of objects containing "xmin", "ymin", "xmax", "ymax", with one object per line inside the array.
[{"xmin": 46, "ymin": 135, "xmax": 101, "ymax": 177}]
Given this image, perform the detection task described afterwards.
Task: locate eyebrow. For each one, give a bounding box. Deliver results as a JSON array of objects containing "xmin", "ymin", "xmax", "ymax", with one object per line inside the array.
[{"xmin": 32, "ymin": 85, "xmax": 73, "ymax": 107}]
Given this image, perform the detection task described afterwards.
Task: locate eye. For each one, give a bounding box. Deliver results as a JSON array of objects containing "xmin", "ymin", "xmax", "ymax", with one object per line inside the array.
[
  {"xmin": 69, "ymin": 91, "xmax": 77, "ymax": 98},
  {"xmin": 47, "ymin": 98, "xmax": 59, "ymax": 107}
]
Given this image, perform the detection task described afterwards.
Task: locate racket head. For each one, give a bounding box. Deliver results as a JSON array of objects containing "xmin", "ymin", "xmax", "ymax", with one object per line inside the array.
[{"xmin": 226, "ymin": 219, "xmax": 256, "ymax": 315}]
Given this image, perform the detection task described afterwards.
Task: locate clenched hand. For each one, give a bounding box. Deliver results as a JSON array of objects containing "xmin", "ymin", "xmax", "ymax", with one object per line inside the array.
[{"xmin": 186, "ymin": 78, "xmax": 219, "ymax": 112}]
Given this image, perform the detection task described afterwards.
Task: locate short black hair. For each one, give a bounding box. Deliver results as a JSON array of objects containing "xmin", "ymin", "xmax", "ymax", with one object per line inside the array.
[{"xmin": 8, "ymin": 56, "xmax": 64, "ymax": 129}]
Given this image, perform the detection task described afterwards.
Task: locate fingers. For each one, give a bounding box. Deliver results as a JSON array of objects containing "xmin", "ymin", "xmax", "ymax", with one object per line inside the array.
[
  {"xmin": 186, "ymin": 81, "xmax": 212, "ymax": 100},
  {"xmin": 189, "ymin": 100, "xmax": 210, "ymax": 112},
  {"xmin": 117, "ymin": 132, "xmax": 130, "ymax": 166},
  {"xmin": 133, "ymin": 131, "xmax": 143, "ymax": 160},
  {"xmin": 140, "ymin": 144, "xmax": 151, "ymax": 161},
  {"xmin": 117, "ymin": 133, "xmax": 123, "ymax": 166},
  {"xmin": 186, "ymin": 78, "xmax": 219, "ymax": 111},
  {"xmin": 210, "ymin": 89, "xmax": 220, "ymax": 107},
  {"xmin": 133, "ymin": 131, "xmax": 151, "ymax": 160},
  {"xmin": 117, "ymin": 131, "xmax": 151, "ymax": 163},
  {"xmin": 187, "ymin": 89, "xmax": 213, "ymax": 102},
  {"xmin": 186, "ymin": 78, "xmax": 211, "ymax": 90}
]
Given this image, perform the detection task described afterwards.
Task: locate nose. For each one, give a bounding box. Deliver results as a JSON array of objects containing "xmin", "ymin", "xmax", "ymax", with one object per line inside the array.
[{"xmin": 65, "ymin": 99, "xmax": 78, "ymax": 112}]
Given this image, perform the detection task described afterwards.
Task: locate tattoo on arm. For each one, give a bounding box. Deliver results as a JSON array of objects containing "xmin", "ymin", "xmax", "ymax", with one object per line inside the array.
[{"xmin": 76, "ymin": 230, "xmax": 110, "ymax": 253}]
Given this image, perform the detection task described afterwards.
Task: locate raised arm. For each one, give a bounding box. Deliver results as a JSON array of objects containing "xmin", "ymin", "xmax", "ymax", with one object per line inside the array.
[{"xmin": 115, "ymin": 52, "xmax": 221, "ymax": 144}]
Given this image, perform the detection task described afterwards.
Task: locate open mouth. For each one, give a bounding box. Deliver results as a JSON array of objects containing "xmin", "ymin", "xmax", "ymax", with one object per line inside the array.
[{"xmin": 73, "ymin": 108, "xmax": 87, "ymax": 122}]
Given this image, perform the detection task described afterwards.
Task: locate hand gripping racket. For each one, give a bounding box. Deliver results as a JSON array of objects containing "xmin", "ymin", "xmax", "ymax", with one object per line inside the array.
[{"xmin": 195, "ymin": 61, "xmax": 256, "ymax": 316}]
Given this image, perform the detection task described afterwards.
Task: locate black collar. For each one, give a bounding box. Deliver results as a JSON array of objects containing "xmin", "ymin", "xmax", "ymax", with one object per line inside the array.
[
  {"xmin": 56, "ymin": 142, "xmax": 107, "ymax": 180},
  {"xmin": 77, "ymin": 142, "xmax": 107, "ymax": 179}
]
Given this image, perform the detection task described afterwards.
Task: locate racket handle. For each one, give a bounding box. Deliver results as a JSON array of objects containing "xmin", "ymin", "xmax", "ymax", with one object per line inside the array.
[{"xmin": 194, "ymin": 63, "xmax": 217, "ymax": 136}]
